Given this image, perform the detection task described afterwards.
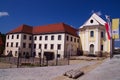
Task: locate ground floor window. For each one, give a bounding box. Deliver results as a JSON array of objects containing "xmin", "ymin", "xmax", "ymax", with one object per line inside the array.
[{"xmin": 101, "ymin": 45, "xmax": 103, "ymax": 51}]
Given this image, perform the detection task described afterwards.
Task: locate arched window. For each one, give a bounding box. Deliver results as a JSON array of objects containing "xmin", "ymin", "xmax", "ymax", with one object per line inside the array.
[{"xmin": 90, "ymin": 31, "xmax": 94, "ymax": 37}]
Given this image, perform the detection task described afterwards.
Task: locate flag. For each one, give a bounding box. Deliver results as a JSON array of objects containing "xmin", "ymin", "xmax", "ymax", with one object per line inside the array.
[
  {"xmin": 105, "ymin": 15, "xmax": 111, "ymax": 40},
  {"xmin": 112, "ymin": 18, "xmax": 120, "ymax": 39}
]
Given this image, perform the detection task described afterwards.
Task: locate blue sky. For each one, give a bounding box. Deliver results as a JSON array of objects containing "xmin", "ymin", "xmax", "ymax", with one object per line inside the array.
[
  {"xmin": 0, "ymin": 0, "xmax": 120, "ymax": 46},
  {"xmin": 1, "ymin": 0, "xmax": 120, "ymax": 33}
]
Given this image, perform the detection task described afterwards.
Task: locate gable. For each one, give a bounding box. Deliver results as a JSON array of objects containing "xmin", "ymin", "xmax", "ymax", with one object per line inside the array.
[{"xmin": 80, "ymin": 13, "xmax": 106, "ymax": 28}]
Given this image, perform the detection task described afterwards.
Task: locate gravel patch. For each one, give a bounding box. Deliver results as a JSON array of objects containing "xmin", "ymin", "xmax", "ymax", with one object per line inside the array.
[{"xmin": 0, "ymin": 61, "xmax": 97, "ymax": 80}]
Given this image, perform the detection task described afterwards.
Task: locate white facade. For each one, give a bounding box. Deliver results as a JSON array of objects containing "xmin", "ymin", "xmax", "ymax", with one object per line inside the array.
[
  {"xmin": 5, "ymin": 33, "xmax": 32, "ymax": 57},
  {"xmin": 5, "ymin": 32, "xmax": 79, "ymax": 59},
  {"xmin": 79, "ymin": 13, "xmax": 110, "ymax": 56}
]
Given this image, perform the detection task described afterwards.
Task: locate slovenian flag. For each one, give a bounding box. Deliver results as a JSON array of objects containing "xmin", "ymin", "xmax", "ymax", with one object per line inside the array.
[{"xmin": 105, "ymin": 15, "xmax": 111, "ymax": 40}]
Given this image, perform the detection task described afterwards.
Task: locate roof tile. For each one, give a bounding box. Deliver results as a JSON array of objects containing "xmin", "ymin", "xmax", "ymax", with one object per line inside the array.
[{"xmin": 7, "ymin": 23, "xmax": 79, "ymax": 37}]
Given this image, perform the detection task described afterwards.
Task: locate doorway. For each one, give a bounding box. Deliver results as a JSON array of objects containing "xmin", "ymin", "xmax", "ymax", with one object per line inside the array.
[{"xmin": 90, "ymin": 44, "xmax": 94, "ymax": 54}]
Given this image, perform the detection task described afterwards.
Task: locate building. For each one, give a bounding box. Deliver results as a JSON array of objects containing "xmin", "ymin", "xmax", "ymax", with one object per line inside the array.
[
  {"xmin": 5, "ymin": 23, "xmax": 79, "ymax": 59},
  {"xmin": 5, "ymin": 13, "xmax": 111, "ymax": 58},
  {"xmin": 79, "ymin": 13, "xmax": 110, "ymax": 56}
]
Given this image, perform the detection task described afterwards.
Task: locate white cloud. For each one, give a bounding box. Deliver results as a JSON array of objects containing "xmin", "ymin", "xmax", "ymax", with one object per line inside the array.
[{"xmin": 0, "ymin": 12, "xmax": 9, "ymax": 17}]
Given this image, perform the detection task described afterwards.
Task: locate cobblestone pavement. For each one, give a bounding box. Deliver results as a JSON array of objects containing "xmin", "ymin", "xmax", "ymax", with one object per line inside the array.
[
  {"xmin": 0, "ymin": 60, "xmax": 98, "ymax": 80},
  {"xmin": 78, "ymin": 55, "xmax": 120, "ymax": 80}
]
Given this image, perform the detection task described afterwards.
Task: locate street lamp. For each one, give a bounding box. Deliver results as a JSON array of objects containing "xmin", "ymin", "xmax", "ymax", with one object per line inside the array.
[
  {"xmin": 17, "ymin": 47, "xmax": 20, "ymax": 68},
  {"xmin": 39, "ymin": 49, "xmax": 42, "ymax": 66},
  {"xmin": 56, "ymin": 49, "xmax": 58, "ymax": 66}
]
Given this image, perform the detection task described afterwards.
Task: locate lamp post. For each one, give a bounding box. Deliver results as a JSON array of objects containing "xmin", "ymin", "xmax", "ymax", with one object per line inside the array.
[
  {"xmin": 68, "ymin": 50, "xmax": 70, "ymax": 65},
  {"xmin": 56, "ymin": 49, "xmax": 58, "ymax": 66},
  {"xmin": 39, "ymin": 49, "xmax": 42, "ymax": 66},
  {"xmin": 17, "ymin": 47, "xmax": 20, "ymax": 68}
]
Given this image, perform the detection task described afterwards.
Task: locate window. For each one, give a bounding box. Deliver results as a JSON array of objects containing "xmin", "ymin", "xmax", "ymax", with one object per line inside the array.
[
  {"xmin": 29, "ymin": 43, "xmax": 31, "ymax": 48},
  {"xmin": 50, "ymin": 44, "xmax": 54, "ymax": 49},
  {"xmin": 16, "ymin": 42, "xmax": 18, "ymax": 47},
  {"xmin": 45, "ymin": 36, "xmax": 48, "ymax": 40},
  {"xmin": 90, "ymin": 31, "xmax": 94, "ymax": 37},
  {"xmin": 15, "ymin": 51, "xmax": 17, "ymax": 56},
  {"xmin": 33, "ymin": 52, "xmax": 36, "ymax": 57},
  {"xmin": 23, "ymin": 43, "xmax": 26, "ymax": 48},
  {"xmin": 39, "ymin": 44, "xmax": 41, "ymax": 49},
  {"xmin": 12, "ymin": 35, "xmax": 14, "ymax": 39},
  {"xmin": 29, "ymin": 36, "xmax": 32, "ymax": 40},
  {"xmin": 44, "ymin": 44, "xmax": 47, "ymax": 49},
  {"xmin": 74, "ymin": 38, "xmax": 76, "ymax": 42},
  {"xmin": 77, "ymin": 39, "xmax": 79, "ymax": 43},
  {"xmin": 34, "ymin": 44, "xmax": 36, "ymax": 49},
  {"xmin": 23, "ymin": 35, "xmax": 26, "ymax": 40},
  {"xmin": 101, "ymin": 31, "xmax": 104, "ymax": 38},
  {"xmin": 7, "ymin": 42, "xmax": 9, "ymax": 47},
  {"xmin": 7, "ymin": 35, "xmax": 9, "ymax": 39},
  {"xmin": 58, "ymin": 35, "xmax": 61, "ymax": 40},
  {"xmin": 23, "ymin": 52, "xmax": 26, "ymax": 56},
  {"xmin": 11, "ymin": 42, "xmax": 13, "ymax": 47},
  {"xmin": 66, "ymin": 35, "xmax": 69, "ymax": 41},
  {"xmin": 101, "ymin": 45, "xmax": 103, "ymax": 51},
  {"xmin": 71, "ymin": 37, "xmax": 73, "ymax": 42},
  {"xmin": 90, "ymin": 19, "xmax": 93, "ymax": 23},
  {"xmin": 34, "ymin": 36, "xmax": 37, "ymax": 40},
  {"xmin": 17, "ymin": 34, "xmax": 19, "ymax": 39},
  {"xmin": 57, "ymin": 44, "xmax": 61, "ymax": 50},
  {"xmin": 39, "ymin": 36, "xmax": 42, "ymax": 40},
  {"xmin": 51, "ymin": 35, "xmax": 54, "ymax": 40}
]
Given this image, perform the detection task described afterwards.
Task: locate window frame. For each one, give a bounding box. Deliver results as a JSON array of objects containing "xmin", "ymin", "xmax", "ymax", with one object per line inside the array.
[{"xmin": 90, "ymin": 31, "xmax": 94, "ymax": 37}]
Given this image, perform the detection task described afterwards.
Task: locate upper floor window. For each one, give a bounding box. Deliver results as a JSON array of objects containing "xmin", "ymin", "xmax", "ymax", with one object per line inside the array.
[
  {"xmin": 50, "ymin": 44, "xmax": 54, "ymax": 49},
  {"xmin": 29, "ymin": 43, "xmax": 31, "ymax": 48},
  {"xmin": 44, "ymin": 44, "xmax": 47, "ymax": 49},
  {"xmin": 17, "ymin": 34, "xmax": 19, "ymax": 39},
  {"xmin": 7, "ymin": 42, "xmax": 9, "ymax": 47},
  {"xmin": 16, "ymin": 42, "xmax": 18, "ymax": 47},
  {"xmin": 74, "ymin": 38, "xmax": 76, "ymax": 42},
  {"xmin": 51, "ymin": 35, "xmax": 54, "ymax": 40},
  {"xmin": 29, "ymin": 36, "xmax": 32, "ymax": 40},
  {"xmin": 101, "ymin": 31, "xmax": 104, "ymax": 38},
  {"xmin": 101, "ymin": 45, "xmax": 103, "ymax": 51},
  {"xmin": 90, "ymin": 31, "xmax": 94, "ymax": 37},
  {"xmin": 66, "ymin": 35, "xmax": 69, "ymax": 41},
  {"xmin": 23, "ymin": 35, "xmax": 27, "ymax": 40},
  {"xmin": 34, "ymin": 36, "xmax": 37, "ymax": 40},
  {"xmin": 71, "ymin": 37, "xmax": 73, "ymax": 42},
  {"xmin": 39, "ymin": 36, "xmax": 42, "ymax": 40},
  {"xmin": 34, "ymin": 44, "xmax": 36, "ymax": 49},
  {"xmin": 57, "ymin": 44, "xmax": 61, "ymax": 50},
  {"xmin": 23, "ymin": 43, "xmax": 26, "ymax": 48},
  {"xmin": 12, "ymin": 35, "xmax": 14, "ymax": 39},
  {"xmin": 58, "ymin": 35, "xmax": 61, "ymax": 40},
  {"xmin": 7, "ymin": 35, "xmax": 9, "ymax": 39},
  {"xmin": 45, "ymin": 36, "xmax": 48, "ymax": 40},
  {"xmin": 39, "ymin": 44, "xmax": 41, "ymax": 49},
  {"xmin": 77, "ymin": 39, "xmax": 79, "ymax": 43},
  {"xmin": 11, "ymin": 42, "xmax": 13, "ymax": 47}
]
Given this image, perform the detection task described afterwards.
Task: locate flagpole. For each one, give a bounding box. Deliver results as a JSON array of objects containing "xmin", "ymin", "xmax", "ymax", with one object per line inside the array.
[
  {"xmin": 105, "ymin": 15, "xmax": 113, "ymax": 59},
  {"xmin": 110, "ymin": 17, "xmax": 113, "ymax": 59}
]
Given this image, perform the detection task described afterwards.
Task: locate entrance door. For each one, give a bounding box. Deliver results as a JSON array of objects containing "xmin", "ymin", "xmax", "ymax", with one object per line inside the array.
[{"xmin": 90, "ymin": 44, "xmax": 94, "ymax": 54}]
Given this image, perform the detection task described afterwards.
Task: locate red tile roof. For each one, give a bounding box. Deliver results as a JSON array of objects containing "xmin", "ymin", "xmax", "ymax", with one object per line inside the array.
[
  {"xmin": 7, "ymin": 24, "xmax": 33, "ymax": 34},
  {"xmin": 7, "ymin": 23, "xmax": 79, "ymax": 37}
]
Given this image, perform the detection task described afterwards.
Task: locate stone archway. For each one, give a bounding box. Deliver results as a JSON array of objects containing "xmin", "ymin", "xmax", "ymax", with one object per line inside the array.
[{"xmin": 90, "ymin": 44, "xmax": 94, "ymax": 54}]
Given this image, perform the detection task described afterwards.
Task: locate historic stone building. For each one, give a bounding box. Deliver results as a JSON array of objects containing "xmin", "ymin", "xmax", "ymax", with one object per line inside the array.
[
  {"xmin": 5, "ymin": 23, "xmax": 79, "ymax": 59},
  {"xmin": 79, "ymin": 13, "xmax": 110, "ymax": 56}
]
